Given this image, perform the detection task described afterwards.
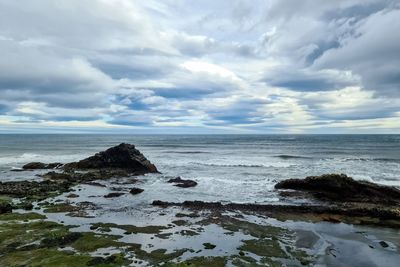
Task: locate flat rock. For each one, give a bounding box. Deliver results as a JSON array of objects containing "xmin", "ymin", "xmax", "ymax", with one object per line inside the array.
[
  {"xmin": 167, "ymin": 177, "xmax": 198, "ymax": 188},
  {"xmin": 275, "ymin": 173, "xmax": 400, "ymax": 204},
  {"xmin": 104, "ymin": 192, "xmax": 125, "ymax": 198},
  {"xmin": 0, "ymin": 180, "xmax": 72, "ymax": 199}
]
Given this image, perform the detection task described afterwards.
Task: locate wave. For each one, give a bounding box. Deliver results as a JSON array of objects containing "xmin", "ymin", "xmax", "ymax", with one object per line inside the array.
[
  {"xmin": 161, "ymin": 151, "xmax": 210, "ymax": 154},
  {"xmin": 274, "ymin": 155, "xmax": 313, "ymax": 160},
  {"xmin": 0, "ymin": 152, "xmax": 85, "ymax": 166},
  {"xmin": 343, "ymin": 157, "xmax": 400, "ymax": 163},
  {"xmin": 190, "ymin": 162, "xmax": 266, "ymax": 168}
]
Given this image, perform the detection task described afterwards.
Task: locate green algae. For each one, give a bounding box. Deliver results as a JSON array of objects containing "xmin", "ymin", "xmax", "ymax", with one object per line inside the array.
[
  {"xmin": 0, "ymin": 220, "xmax": 72, "ymax": 253},
  {"xmin": 87, "ymin": 253, "xmax": 132, "ymax": 266},
  {"xmin": 0, "ymin": 248, "xmax": 93, "ymax": 267},
  {"xmin": 177, "ymin": 229, "xmax": 199, "ymax": 236},
  {"xmin": 155, "ymin": 232, "xmax": 174, "ymax": 239},
  {"xmin": 163, "ymin": 256, "xmax": 228, "ymax": 267},
  {"xmin": 239, "ymin": 238, "xmax": 287, "ymax": 258},
  {"xmin": 0, "ymin": 195, "xmax": 12, "ymax": 205},
  {"xmin": 0, "ymin": 212, "xmax": 46, "ymax": 221},
  {"xmin": 133, "ymin": 248, "xmax": 188, "ymax": 265},
  {"xmin": 172, "ymin": 219, "xmax": 189, "ymax": 226},
  {"xmin": 43, "ymin": 203, "xmax": 79, "ymax": 213},
  {"xmin": 71, "ymin": 232, "xmax": 127, "ymax": 252},
  {"xmin": 91, "ymin": 222, "xmax": 168, "ymax": 234},
  {"xmin": 199, "ymin": 215, "xmax": 286, "ymax": 239},
  {"xmin": 0, "ymin": 213, "xmax": 134, "ymax": 267},
  {"xmin": 231, "ymin": 254, "xmax": 266, "ymax": 267}
]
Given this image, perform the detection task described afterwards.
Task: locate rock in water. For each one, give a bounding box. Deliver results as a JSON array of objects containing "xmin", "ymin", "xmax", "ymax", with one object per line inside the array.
[
  {"xmin": 64, "ymin": 143, "xmax": 157, "ymax": 173},
  {"xmin": 22, "ymin": 162, "xmax": 62, "ymax": 170},
  {"xmin": 275, "ymin": 173, "xmax": 400, "ymax": 204},
  {"xmin": 130, "ymin": 187, "xmax": 144, "ymax": 195},
  {"xmin": 167, "ymin": 177, "xmax": 198, "ymax": 188}
]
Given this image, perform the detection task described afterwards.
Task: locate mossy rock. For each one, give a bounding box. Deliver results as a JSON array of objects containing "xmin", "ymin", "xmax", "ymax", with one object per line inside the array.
[
  {"xmin": 239, "ymin": 239, "xmax": 287, "ymax": 258},
  {"xmin": 132, "ymin": 248, "xmax": 188, "ymax": 265},
  {"xmin": 43, "ymin": 203, "xmax": 79, "ymax": 213},
  {"xmin": 163, "ymin": 256, "xmax": 228, "ymax": 267},
  {"xmin": 0, "ymin": 212, "xmax": 46, "ymax": 221},
  {"xmin": 91, "ymin": 222, "xmax": 168, "ymax": 234},
  {"xmin": 0, "ymin": 248, "xmax": 92, "ymax": 267}
]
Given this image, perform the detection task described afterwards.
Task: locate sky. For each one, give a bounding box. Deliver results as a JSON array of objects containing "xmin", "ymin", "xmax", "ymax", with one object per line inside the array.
[{"xmin": 0, "ymin": 0, "xmax": 399, "ymax": 134}]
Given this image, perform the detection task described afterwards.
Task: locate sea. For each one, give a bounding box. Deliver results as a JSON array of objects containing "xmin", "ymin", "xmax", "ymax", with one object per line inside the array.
[{"xmin": 1, "ymin": 134, "xmax": 399, "ymax": 204}]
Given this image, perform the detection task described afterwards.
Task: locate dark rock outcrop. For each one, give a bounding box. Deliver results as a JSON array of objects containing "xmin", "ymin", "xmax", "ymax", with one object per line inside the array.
[
  {"xmin": 130, "ymin": 187, "xmax": 144, "ymax": 195},
  {"xmin": 104, "ymin": 192, "xmax": 125, "ymax": 198},
  {"xmin": 64, "ymin": 143, "xmax": 157, "ymax": 173},
  {"xmin": 167, "ymin": 177, "xmax": 197, "ymax": 188},
  {"xmin": 22, "ymin": 144, "xmax": 157, "ymax": 184},
  {"xmin": 275, "ymin": 174, "xmax": 400, "ymax": 204},
  {"xmin": 0, "ymin": 203, "xmax": 12, "ymax": 214},
  {"xmin": 0, "ymin": 180, "xmax": 72, "ymax": 199},
  {"xmin": 23, "ymin": 162, "xmax": 62, "ymax": 170}
]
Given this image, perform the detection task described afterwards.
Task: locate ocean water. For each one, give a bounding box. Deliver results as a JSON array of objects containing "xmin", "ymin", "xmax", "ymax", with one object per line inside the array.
[{"xmin": 0, "ymin": 134, "xmax": 399, "ymax": 204}]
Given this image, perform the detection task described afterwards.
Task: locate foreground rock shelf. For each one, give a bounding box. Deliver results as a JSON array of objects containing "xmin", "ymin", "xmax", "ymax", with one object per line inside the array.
[{"xmin": 1, "ymin": 144, "xmax": 400, "ymax": 266}]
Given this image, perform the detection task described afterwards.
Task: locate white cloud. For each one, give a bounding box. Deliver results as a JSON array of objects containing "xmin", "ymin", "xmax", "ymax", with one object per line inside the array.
[{"xmin": 0, "ymin": 0, "xmax": 399, "ymax": 133}]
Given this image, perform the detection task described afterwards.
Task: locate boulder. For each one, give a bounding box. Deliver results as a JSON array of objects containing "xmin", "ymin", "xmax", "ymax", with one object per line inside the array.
[
  {"xmin": 167, "ymin": 177, "xmax": 198, "ymax": 188},
  {"xmin": 130, "ymin": 187, "xmax": 144, "ymax": 195},
  {"xmin": 275, "ymin": 173, "xmax": 400, "ymax": 204},
  {"xmin": 63, "ymin": 143, "xmax": 157, "ymax": 174},
  {"xmin": 0, "ymin": 203, "xmax": 12, "ymax": 214}
]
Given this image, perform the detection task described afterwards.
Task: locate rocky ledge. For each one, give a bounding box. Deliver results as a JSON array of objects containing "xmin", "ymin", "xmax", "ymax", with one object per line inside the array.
[
  {"xmin": 0, "ymin": 143, "xmax": 157, "ymax": 209},
  {"xmin": 153, "ymin": 174, "xmax": 400, "ymax": 228},
  {"xmin": 275, "ymin": 173, "xmax": 400, "ymax": 204}
]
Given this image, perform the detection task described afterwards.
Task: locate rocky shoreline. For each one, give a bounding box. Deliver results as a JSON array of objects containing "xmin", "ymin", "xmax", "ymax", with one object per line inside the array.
[{"xmin": 1, "ymin": 143, "xmax": 400, "ymax": 266}]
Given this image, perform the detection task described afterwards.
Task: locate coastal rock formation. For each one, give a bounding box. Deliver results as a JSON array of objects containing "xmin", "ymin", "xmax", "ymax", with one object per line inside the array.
[
  {"xmin": 275, "ymin": 173, "xmax": 400, "ymax": 204},
  {"xmin": 23, "ymin": 162, "xmax": 62, "ymax": 170},
  {"xmin": 64, "ymin": 143, "xmax": 157, "ymax": 173},
  {"xmin": 167, "ymin": 177, "xmax": 198, "ymax": 188},
  {"xmin": 22, "ymin": 143, "xmax": 157, "ymax": 175}
]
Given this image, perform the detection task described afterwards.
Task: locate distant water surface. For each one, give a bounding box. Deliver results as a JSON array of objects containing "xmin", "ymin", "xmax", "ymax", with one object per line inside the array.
[{"xmin": 0, "ymin": 134, "xmax": 399, "ymax": 204}]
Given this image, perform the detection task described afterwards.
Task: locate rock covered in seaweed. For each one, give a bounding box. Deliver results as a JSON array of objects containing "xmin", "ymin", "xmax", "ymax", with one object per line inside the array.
[
  {"xmin": 63, "ymin": 143, "xmax": 157, "ymax": 173},
  {"xmin": 275, "ymin": 173, "xmax": 400, "ymax": 204}
]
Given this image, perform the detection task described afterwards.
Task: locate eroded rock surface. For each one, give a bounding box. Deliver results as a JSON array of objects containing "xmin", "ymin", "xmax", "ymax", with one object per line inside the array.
[
  {"xmin": 275, "ymin": 173, "xmax": 400, "ymax": 204},
  {"xmin": 64, "ymin": 143, "xmax": 157, "ymax": 173}
]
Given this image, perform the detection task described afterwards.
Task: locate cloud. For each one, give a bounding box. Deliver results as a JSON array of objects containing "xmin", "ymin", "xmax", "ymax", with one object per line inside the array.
[{"xmin": 0, "ymin": 0, "xmax": 399, "ymax": 133}]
